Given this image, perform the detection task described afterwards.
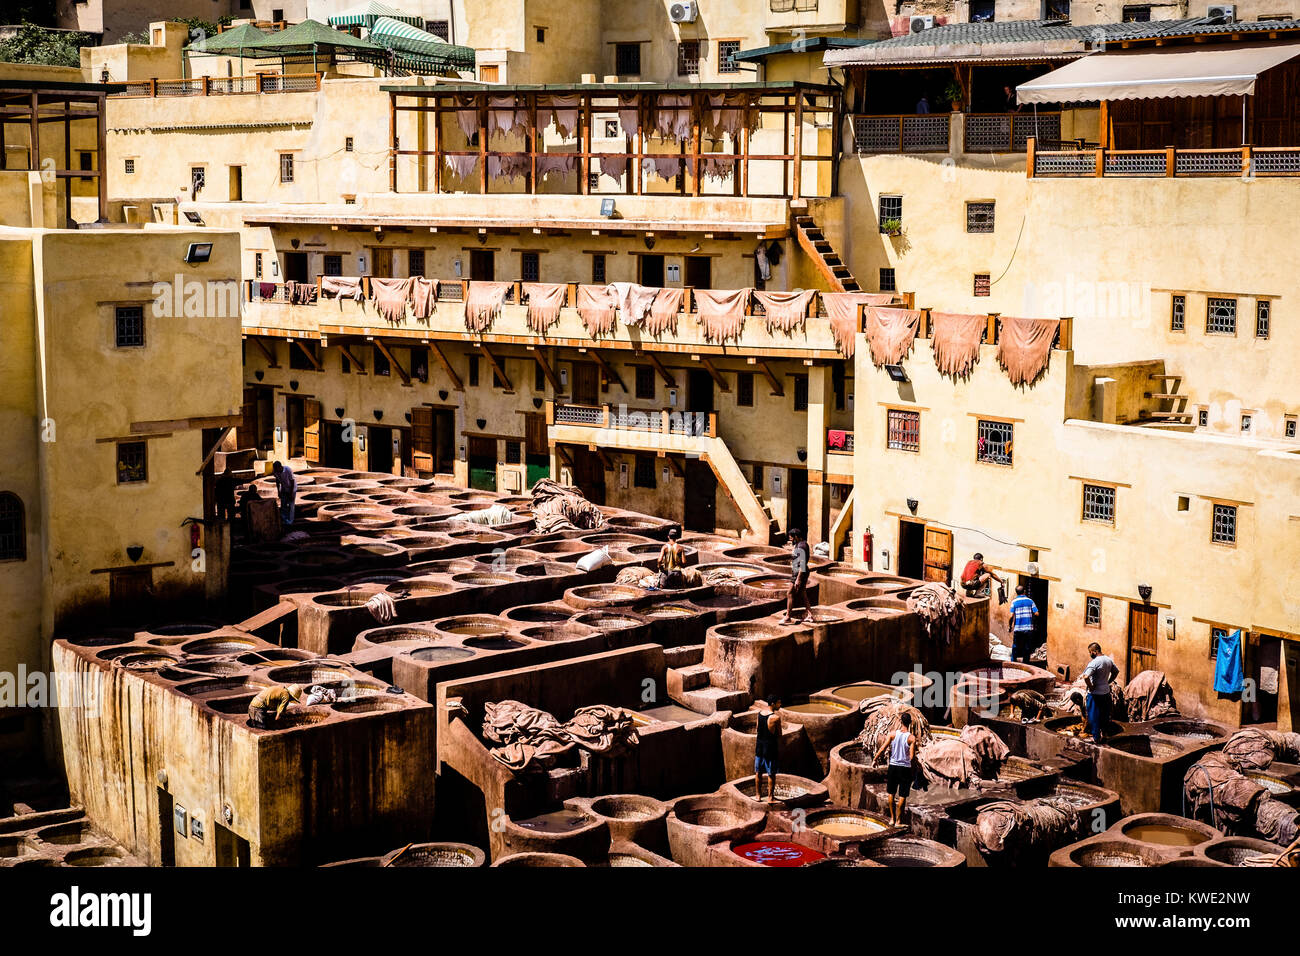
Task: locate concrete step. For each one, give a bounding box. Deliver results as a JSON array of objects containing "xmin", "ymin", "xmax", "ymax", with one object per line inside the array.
[
  {"xmin": 667, "ymin": 663, "xmax": 712, "ymax": 697},
  {"xmin": 662, "ymin": 643, "xmax": 705, "ymax": 668},
  {"xmin": 671, "ymin": 685, "xmax": 751, "ymax": 715}
]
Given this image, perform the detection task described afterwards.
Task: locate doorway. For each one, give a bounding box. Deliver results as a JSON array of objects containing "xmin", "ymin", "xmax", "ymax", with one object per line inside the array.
[
  {"xmin": 284, "ymin": 396, "xmax": 305, "ymax": 458},
  {"xmin": 433, "ymin": 409, "xmax": 455, "ymax": 474},
  {"xmin": 639, "ymin": 254, "xmax": 665, "ymax": 286},
  {"xmin": 1244, "ymin": 633, "xmax": 1280, "ymax": 725},
  {"xmin": 322, "ymin": 421, "xmax": 352, "ymax": 468},
  {"xmin": 468, "ymin": 435, "xmax": 497, "ymax": 491},
  {"xmin": 1127, "ymin": 603, "xmax": 1159, "ymax": 682},
  {"xmin": 787, "ymin": 468, "xmax": 808, "ymax": 538},
  {"xmin": 1018, "ymin": 574, "xmax": 1049, "ymax": 654},
  {"xmin": 572, "ymin": 362, "xmax": 600, "ymax": 406},
  {"xmin": 283, "ymin": 251, "xmax": 308, "ymax": 284},
  {"xmin": 368, "ymin": 425, "xmax": 393, "ymax": 473},
  {"xmin": 470, "ymin": 249, "xmax": 495, "ymax": 281},
  {"xmin": 898, "ymin": 519, "xmax": 925, "ymax": 580},
  {"xmin": 923, "ymin": 526, "xmax": 953, "ymax": 584},
  {"xmin": 371, "ymin": 247, "xmax": 393, "ymax": 278},
  {"xmin": 685, "ymin": 255, "xmax": 712, "ymax": 289},
  {"xmin": 569, "ymin": 447, "xmax": 606, "ymax": 504},
  {"xmin": 684, "ymin": 457, "xmax": 717, "ymax": 532},
  {"xmin": 156, "ymin": 788, "xmax": 175, "ymax": 867}
]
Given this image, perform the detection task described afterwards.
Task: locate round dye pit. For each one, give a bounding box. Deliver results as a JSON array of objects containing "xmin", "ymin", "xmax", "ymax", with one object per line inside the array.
[
  {"xmin": 463, "ymin": 635, "xmax": 527, "ymax": 651},
  {"xmin": 333, "ymin": 698, "xmax": 405, "ymax": 714},
  {"xmin": 832, "ymin": 683, "xmax": 905, "ymax": 704},
  {"xmin": 178, "ymin": 678, "xmax": 272, "ymax": 700},
  {"xmin": 641, "ymin": 603, "xmax": 697, "ymax": 619},
  {"xmin": 1152, "ymin": 719, "xmax": 1226, "ymax": 741},
  {"xmin": 383, "ymin": 843, "xmax": 483, "ymax": 867},
  {"xmin": 312, "ymin": 590, "xmax": 379, "ymax": 608},
  {"xmin": 713, "ymin": 621, "xmax": 785, "ymax": 641},
  {"xmin": 862, "ymin": 837, "xmax": 954, "ymax": 868},
  {"xmin": 807, "ymin": 810, "xmax": 889, "ymax": 839},
  {"xmin": 435, "ymin": 616, "xmax": 509, "ymax": 638},
  {"xmin": 37, "ymin": 822, "xmax": 99, "ymax": 845},
  {"xmin": 513, "ymin": 809, "xmax": 592, "ymax": 833},
  {"xmin": 732, "ymin": 841, "xmax": 825, "ymax": 867},
  {"xmin": 115, "ymin": 652, "xmax": 177, "ymax": 671},
  {"xmin": 62, "ymin": 847, "xmax": 129, "ymax": 867},
  {"xmin": 410, "ymin": 646, "xmax": 476, "ymax": 663},
  {"xmin": 783, "ymin": 700, "xmax": 849, "ymax": 715},
  {"xmin": 1122, "ymin": 823, "xmax": 1212, "ymax": 848},
  {"xmin": 267, "ymin": 664, "xmax": 354, "ymax": 685},
  {"xmin": 589, "ymin": 795, "xmax": 661, "ymax": 821},
  {"xmin": 172, "ymin": 660, "xmax": 243, "ymax": 677},
  {"xmin": 608, "ymin": 854, "xmax": 653, "ymax": 867},
  {"xmin": 358, "ymin": 626, "xmax": 443, "ymax": 649},
  {"xmin": 450, "ymin": 572, "xmax": 516, "ymax": 586},
  {"xmin": 505, "ymin": 605, "xmax": 575, "ymax": 624},
  {"xmin": 149, "ymin": 622, "xmax": 223, "ymax": 637},
  {"xmin": 1070, "ymin": 842, "xmax": 1163, "ymax": 867},
  {"xmin": 730, "ymin": 778, "xmax": 812, "ymax": 802},
  {"xmin": 180, "ymin": 636, "xmax": 259, "ymax": 656},
  {"xmin": 519, "ymin": 626, "xmax": 586, "ymax": 642},
  {"xmin": 573, "ymin": 612, "xmax": 645, "ymax": 631}
]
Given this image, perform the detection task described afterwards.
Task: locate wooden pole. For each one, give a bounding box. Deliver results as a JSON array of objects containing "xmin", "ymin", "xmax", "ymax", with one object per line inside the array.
[
  {"xmin": 792, "ymin": 88, "xmax": 805, "ymax": 201},
  {"xmin": 479, "ymin": 95, "xmax": 488, "ymax": 195},
  {"xmin": 690, "ymin": 92, "xmax": 701, "ymax": 197},
  {"xmin": 580, "ymin": 93, "xmax": 591, "ymax": 196},
  {"xmin": 388, "ymin": 92, "xmax": 398, "ymax": 192},
  {"xmin": 432, "ymin": 97, "xmax": 442, "ymax": 194}
]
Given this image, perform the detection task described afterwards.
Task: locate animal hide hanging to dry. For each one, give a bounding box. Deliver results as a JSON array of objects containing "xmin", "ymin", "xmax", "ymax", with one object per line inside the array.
[
  {"xmin": 370, "ymin": 277, "xmax": 413, "ymax": 325},
  {"xmin": 576, "ymin": 284, "xmax": 618, "ymax": 337},
  {"xmin": 863, "ymin": 307, "xmax": 922, "ymax": 368},
  {"xmin": 464, "ymin": 281, "xmax": 511, "ymax": 333},
  {"xmin": 822, "ymin": 292, "xmax": 898, "ymax": 357},
  {"xmin": 409, "ymin": 278, "xmax": 436, "ymax": 322},
  {"xmin": 996, "ymin": 316, "xmax": 1061, "ymax": 387},
  {"xmin": 646, "ymin": 287, "xmax": 684, "ymax": 336},
  {"xmin": 522, "ymin": 282, "xmax": 567, "ymax": 334},
  {"xmin": 755, "ymin": 289, "xmax": 816, "ymax": 335},
  {"xmin": 929, "ymin": 311, "xmax": 986, "ymax": 379},
  {"xmin": 694, "ymin": 288, "xmax": 750, "ymax": 344}
]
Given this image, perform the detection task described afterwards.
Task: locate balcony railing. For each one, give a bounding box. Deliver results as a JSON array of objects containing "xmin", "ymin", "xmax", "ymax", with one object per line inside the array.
[
  {"xmin": 827, "ymin": 429, "xmax": 854, "ymax": 454},
  {"xmin": 770, "ymin": 0, "xmax": 819, "ymax": 10},
  {"xmin": 550, "ymin": 402, "xmax": 718, "ymax": 438},
  {"xmin": 854, "ymin": 114, "xmax": 949, "ymax": 154},
  {"xmin": 1029, "ymin": 140, "xmax": 1300, "ymax": 178},
  {"xmin": 965, "ymin": 112, "xmax": 1059, "ymax": 152},
  {"xmin": 114, "ymin": 72, "xmax": 322, "ymax": 98}
]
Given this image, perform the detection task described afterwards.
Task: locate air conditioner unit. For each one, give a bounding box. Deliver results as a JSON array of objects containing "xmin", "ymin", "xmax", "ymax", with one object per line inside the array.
[
  {"xmin": 909, "ymin": 15, "xmax": 935, "ymax": 33},
  {"xmin": 1207, "ymin": 4, "xmax": 1235, "ymax": 21},
  {"xmin": 670, "ymin": 2, "xmax": 699, "ymax": 23}
]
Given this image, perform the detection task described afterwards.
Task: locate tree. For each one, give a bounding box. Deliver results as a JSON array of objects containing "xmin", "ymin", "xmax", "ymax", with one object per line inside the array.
[{"xmin": 0, "ymin": 23, "xmax": 94, "ymax": 68}]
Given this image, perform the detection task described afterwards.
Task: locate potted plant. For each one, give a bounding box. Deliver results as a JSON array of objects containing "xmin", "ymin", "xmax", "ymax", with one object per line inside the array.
[
  {"xmin": 880, "ymin": 218, "xmax": 903, "ymax": 237},
  {"xmin": 944, "ymin": 81, "xmax": 964, "ymax": 112}
]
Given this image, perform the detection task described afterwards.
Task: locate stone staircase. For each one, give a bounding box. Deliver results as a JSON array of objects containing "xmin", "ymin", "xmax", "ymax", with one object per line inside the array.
[
  {"xmin": 667, "ymin": 663, "xmax": 751, "ymax": 714},
  {"xmin": 794, "ymin": 213, "xmax": 860, "ymax": 293}
]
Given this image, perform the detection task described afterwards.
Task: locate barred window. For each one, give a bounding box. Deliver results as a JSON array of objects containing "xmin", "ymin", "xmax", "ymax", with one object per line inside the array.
[
  {"xmin": 1256, "ymin": 299, "xmax": 1270, "ymax": 339},
  {"xmin": 677, "ymin": 41, "xmax": 700, "ymax": 76},
  {"xmin": 323, "ymin": 254, "xmax": 342, "ymax": 277},
  {"xmin": 1084, "ymin": 595, "xmax": 1101, "ymax": 628},
  {"xmin": 974, "ymin": 273, "xmax": 991, "ymax": 297},
  {"xmin": 505, "ymin": 441, "xmax": 522, "ymax": 465},
  {"xmin": 793, "ymin": 374, "xmax": 808, "ymax": 411},
  {"xmin": 886, "ymin": 409, "xmax": 920, "ymax": 452},
  {"xmin": 1209, "ymin": 627, "xmax": 1226, "ymax": 660},
  {"xmin": 879, "ymin": 267, "xmax": 896, "ymax": 293},
  {"xmin": 115, "ymin": 305, "xmax": 145, "ymax": 348},
  {"xmin": 1287, "ymin": 417, "xmax": 1297, "ymax": 438},
  {"xmin": 521, "ymin": 251, "xmax": 540, "ymax": 283},
  {"xmin": 191, "ymin": 166, "xmax": 205, "ymax": 194},
  {"xmin": 1082, "ymin": 483, "xmax": 1115, "ymax": 524},
  {"xmin": 1198, "ymin": 408, "xmax": 1209, "ymax": 427},
  {"xmin": 604, "ymin": 119, "xmax": 619, "ymax": 138},
  {"xmin": 468, "ymin": 354, "xmax": 479, "ymax": 387},
  {"xmin": 426, "ymin": 20, "xmax": 450, "ymax": 40},
  {"xmin": 591, "ymin": 253, "xmax": 606, "ymax": 284},
  {"xmin": 966, "ymin": 201, "xmax": 995, "ymax": 233},
  {"xmin": 124, "ymin": 158, "xmax": 135, "ymax": 175},
  {"xmin": 737, "ymin": 371, "xmax": 754, "ymax": 407},
  {"xmin": 718, "ymin": 40, "xmax": 741, "ymax": 74},
  {"xmin": 1171, "ymin": 294, "xmax": 1185, "ymax": 331},
  {"xmin": 636, "ymin": 365, "xmax": 655, "ymax": 400},
  {"xmin": 976, "ymin": 419, "xmax": 1013, "ymax": 465},
  {"xmin": 1044, "ymin": 0, "xmax": 1070, "ymax": 20},
  {"xmin": 615, "ymin": 43, "xmax": 641, "ymax": 75},
  {"xmin": 255, "ymin": 252, "xmax": 263, "ymax": 279},
  {"xmin": 878, "ymin": 195, "xmax": 902, "ymax": 232},
  {"xmin": 1122, "ymin": 4, "xmax": 1151, "ymax": 21},
  {"xmin": 408, "ymin": 249, "xmax": 425, "ymax": 277},
  {"xmin": 634, "ymin": 454, "xmax": 656, "ymax": 488},
  {"xmin": 279, "ymin": 153, "xmax": 294, "ymax": 184},
  {"xmin": 1206, "ymin": 297, "xmax": 1236, "ymax": 334},
  {"xmin": 0, "ymin": 493, "xmax": 24, "ymax": 561},
  {"xmin": 116, "ymin": 442, "xmax": 148, "ymax": 484},
  {"xmin": 345, "ymin": 136, "xmax": 354, "ymax": 152},
  {"xmin": 1211, "ymin": 504, "xmax": 1237, "ymax": 544},
  {"xmin": 1241, "ymin": 414, "xmax": 1252, "ymax": 433},
  {"xmin": 750, "ymin": 463, "xmax": 763, "ymax": 490}
]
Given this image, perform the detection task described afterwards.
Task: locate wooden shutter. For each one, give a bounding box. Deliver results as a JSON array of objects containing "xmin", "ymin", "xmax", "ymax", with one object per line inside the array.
[
  {"xmin": 411, "ymin": 406, "xmax": 434, "ymax": 475},
  {"xmin": 922, "ymin": 526, "xmax": 953, "ymax": 584},
  {"xmin": 236, "ymin": 387, "xmax": 257, "ymax": 449},
  {"xmin": 302, "ymin": 399, "xmax": 321, "ymax": 463},
  {"xmin": 525, "ymin": 412, "xmax": 548, "ymax": 457}
]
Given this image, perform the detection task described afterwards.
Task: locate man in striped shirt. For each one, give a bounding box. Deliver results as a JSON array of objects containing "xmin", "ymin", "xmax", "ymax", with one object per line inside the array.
[{"xmin": 1007, "ymin": 585, "xmax": 1039, "ymax": 663}]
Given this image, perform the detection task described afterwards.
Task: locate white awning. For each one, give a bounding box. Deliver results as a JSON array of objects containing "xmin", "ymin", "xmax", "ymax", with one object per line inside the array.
[{"xmin": 1017, "ymin": 42, "xmax": 1300, "ymax": 104}]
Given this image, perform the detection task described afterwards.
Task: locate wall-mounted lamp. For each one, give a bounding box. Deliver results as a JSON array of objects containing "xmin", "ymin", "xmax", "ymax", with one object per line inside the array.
[
  {"xmin": 1138, "ymin": 583, "xmax": 1153, "ymax": 603},
  {"xmin": 885, "ymin": 364, "xmax": 909, "ymax": 383},
  {"xmin": 358, "ymin": 432, "xmax": 367, "ymax": 452},
  {"xmin": 183, "ymin": 242, "xmax": 212, "ymax": 264},
  {"xmin": 906, "ymin": 498, "xmax": 918, "ymax": 514}
]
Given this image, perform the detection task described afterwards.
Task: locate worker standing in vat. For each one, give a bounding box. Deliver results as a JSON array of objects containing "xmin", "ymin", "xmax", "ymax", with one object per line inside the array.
[
  {"xmin": 1007, "ymin": 585, "xmax": 1040, "ymax": 663},
  {"xmin": 1081, "ymin": 643, "xmax": 1119, "ymax": 744},
  {"xmin": 754, "ymin": 699, "xmax": 781, "ymax": 803},
  {"xmin": 658, "ymin": 527, "xmax": 687, "ymax": 589},
  {"xmin": 779, "ymin": 528, "xmax": 814, "ymax": 625},
  {"xmin": 874, "ymin": 711, "xmax": 916, "ymax": 827},
  {"xmin": 248, "ymin": 683, "xmax": 304, "ymax": 729},
  {"xmin": 273, "ymin": 461, "xmax": 296, "ymax": 526}
]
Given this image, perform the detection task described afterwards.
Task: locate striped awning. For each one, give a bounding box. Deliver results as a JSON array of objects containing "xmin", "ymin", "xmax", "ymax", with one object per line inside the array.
[
  {"xmin": 328, "ymin": 2, "xmax": 422, "ymax": 27},
  {"xmin": 370, "ymin": 16, "xmax": 475, "ymax": 71}
]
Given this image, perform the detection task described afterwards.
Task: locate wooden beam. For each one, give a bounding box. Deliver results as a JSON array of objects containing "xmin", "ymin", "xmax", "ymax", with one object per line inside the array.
[
  {"xmin": 534, "ymin": 347, "xmax": 561, "ymax": 392},
  {"xmin": 479, "ymin": 342, "xmax": 513, "ymax": 391},
  {"xmin": 373, "ymin": 339, "xmax": 410, "ymax": 386},
  {"xmin": 250, "ymin": 335, "xmax": 279, "ymax": 367},
  {"xmin": 646, "ymin": 352, "xmax": 675, "ymax": 387},
  {"xmin": 700, "ymin": 356, "xmax": 730, "ymax": 392},
  {"xmin": 592, "ymin": 350, "xmax": 626, "ymax": 393},
  {"xmin": 337, "ymin": 343, "xmax": 368, "ymax": 373},
  {"xmin": 293, "ymin": 339, "xmax": 322, "ymax": 371},
  {"xmin": 429, "ymin": 341, "xmax": 463, "ymax": 390},
  {"xmin": 195, "ymin": 426, "xmax": 233, "ymax": 476},
  {"xmin": 757, "ymin": 360, "xmax": 784, "ymax": 396},
  {"xmin": 667, "ymin": 453, "xmax": 684, "ymax": 478}
]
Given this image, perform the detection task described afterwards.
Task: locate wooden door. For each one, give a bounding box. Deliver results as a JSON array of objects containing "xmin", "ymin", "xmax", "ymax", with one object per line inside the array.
[
  {"xmin": 1127, "ymin": 603, "xmax": 1158, "ymax": 681},
  {"xmin": 922, "ymin": 526, "xmax": 953, "ymax": 583},
  {"xmin": 411, "ymin": 406, "xmax": 434, "ymax": 475},
  {"xmin": 302, "ymin": 399, "xmax": 321, "ymax": 464},
  {"xmin": 470, "ymin": 250, "xmax": 494, "ymax": 281},
  {"xmin": 236, "ymin": 386, "xmax": 257, "ymax": 450},
  {"xmin": 683, "ymin": 457, "xmax": 716, "ymax": 532},
  {"xmin": 685, "ymin": 255, "xmax": 712, "ymax": 289},
  {"xmin": 572, "ymin": 362, "xmax": 599, "ymax": 406},
  {"xmin": 371, "ymin": 248, "xmax": 393, "ymax": 278}
]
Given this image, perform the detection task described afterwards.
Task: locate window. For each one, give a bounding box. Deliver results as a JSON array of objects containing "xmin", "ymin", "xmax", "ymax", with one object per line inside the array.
[
  {"xmin": 116, "ymin": 442, "xmax": 147, "ymax": 484},
  {"xmin": 1241, "ymin": 414, "xmax": 1252, "ymax": 433},
  {"xmin": 970, "ymin": 0, "xmax": 996, "ymax": 20},
  {"xmin": 279, "ymin": 153, "xmax": 295, "ymax": 184},
  {"xmin": 0, "ymin": 493, "xmax": 24, "ymax": 561},
  {"xmin": 677, "ymin": 41, "xmax": 700, "ymax": 76},
  {"xmin": 1084, "ymin": 596, "xmax": 1101, "ymax": 628},
  {"xmin": 468, "ymin": 354, "xmax": 480, "ymax": 387},
  {"xmin": 114, "ymin": 305, "xmax": 145, "ymax": 348},
  {"xmin": 1044, "ymin": 0, "xmax": 1070, "ymax": 20},
  {"xmin": 604, "ymin": 119, "xmax": 619, "ymax": 138},
  {"xmin": 1082, "ymin": 483, "xmax": 1115, "ymax": 524},
  {"xmin": 255, "ymin": 253, "xmax": 263, "ymax": 279},
  {"xmin": 124, "ymin": 158, "xmax": 135, "ymax": 175},
  {"xmin": 636, "ymin": 365, "xmax": 655, "ymax": 400},
  {"xmin": 966, "ymin": 201, "xmax": 995, "ymax": 233},
  {"xmin": 373, "ymin": 346, "xmax": 391, "ymax": 377},
  {"xmin": 976, "ymin": 418, "xmax": 1013, "ymax": 465},
  {"xmin": 591, "ymin": 253, "xmax": 606, "ymax": 284},
  {"xmin": 886, "ymin": 409, "xmax": 920, "ymax": 451},
  {"xmin": 506, "ymin": 440, "xmax": 523, "ymax": 464},
  {"xmin": 1171, "ymin": 294, "xmax": 1185, "ymax": 331},
  {"xmin": 272, "ymin": 8, "xmax": 283, "ymax": 21},
  {"xmin": 737, "ymin": 371, "xmax": 754, "ymax": 407},
  {"xmin": 1255, "ymin": 300, "xmax": 1270, "ymax": 339},
  {"xmin": 345, "ymin": 136, "xmax": 354, "ymax": 152},
  {"xmin": 1198, "ymin": 408, "xmax": 1209, "ymax": 427},
  {"xmin": 191, "ymin": 166, "xmax": 205, "ymax": 195},
  {"xmin": 1206, "ymin": 297, "xmax": 1236, "ymax": 334},
  {"xmin": 974, "ymin": 273, "xmax": 991, "ymax": 297},
  {"xmin": 427, "ymin": 20, "xmax": 450, "ymax": 40},
  {"xmin": 1211, "ymin": 504, "xmax": 1237, "ymax": 544},
  {"xmin": 323, "ymin": 254, "xmax": 342, "ymax": 277},
  {"xmin": 718, "ymin": 40, "xmax": 741, "ymax": 74},
  {"xmin": 750, "ymin": 463, "xmax": 763, "ymax": 490},
  {"xmin": 1122, "ymin": 4, "xmax": 1152, "ymax": 21},
  {"xmin": 1209, "ymin": 627, "xmax": 1227, "ymax": 660},
  {"xmin": 616, "ymin": 43, "xmax": 642, "ymax": 75},
  {"xmin": 793, "ymin": 374, "xmax": 808, "ymax": 412},
  {"xmin": 521, "ymin": 251, "xmax": 540, "ymax": 283},
  {"xmin": 408, "ymin": 249, "xmax": 425, "ymax": 277},
  {"xmin": 878, "ymin": 195, "xmax": 902, "ymax": 233},
  {"xmin": 535, "ymin": 27, "xmax": 546, "ymax": 43},
  {"xmin": 634, "ymin": 454, "xmax": 656, "ymax": 488},
  {"xmin": 1177, "ymin": 495, "xmax": 1190, "ymax": 512},
  {"xmin": 879, "ymin": 268, "xmax": 896, "ymax": 293},
  {"xmin": 1286, "ymin": 417, "xmax": 1297, "ymax": 438},
  {"xmin": 588, "ymin": 172, "xmax": 600, "ymax": 191}
]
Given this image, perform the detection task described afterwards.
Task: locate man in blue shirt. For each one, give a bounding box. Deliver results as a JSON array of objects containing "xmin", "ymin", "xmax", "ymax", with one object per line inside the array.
[
  {"xmin": 272, "ymin": 461, "xmax": 296, "ymax": 526},
  {"xmin": 1007, "ymin": 585, "xmax": 1039, "ymax": 663},
  {"xmin": 1081, "ymin": 643, "xmax": 1119, "ymax": 744}
]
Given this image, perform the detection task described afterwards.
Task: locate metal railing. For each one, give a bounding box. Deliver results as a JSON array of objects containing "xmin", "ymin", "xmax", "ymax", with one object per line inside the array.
[
  {"xmin": 965, "ymin": 112, "xmax": 1059, "ymax": 152},
  {"xmin": 1030, "ymin": 140, "xmax": 1300, "ymax": 178},
  {"xmin": 112, "ymin": 72, "xmax": 323, "ymax": 98},
  {"xmin": 853, "ymin": 114, "xmax": 949, "ymax": 154},
  {"xmin": 770, "ymin": 0, "xmax": 819, "ymax": 10},
  {"xmin": 827, "ymin": 430, "xmax": 854, "ymax": 453},
  {"xmin": 551, "ymin": 402, "xmax": 718, "ymax": 438},
  {"xmin": 554, "ymin": 403, "xmax": 604, "ymax": 425}
]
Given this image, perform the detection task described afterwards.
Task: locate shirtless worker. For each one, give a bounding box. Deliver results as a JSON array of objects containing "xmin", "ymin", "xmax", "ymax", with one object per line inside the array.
[{"xmin": 753, "ymin": 699, "xmax": 782, "ymax": 803}]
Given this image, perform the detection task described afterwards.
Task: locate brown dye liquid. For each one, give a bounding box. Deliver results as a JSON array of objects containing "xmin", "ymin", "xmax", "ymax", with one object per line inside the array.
[
  {"xmin": 833, "ymin": 685, "xmax": 895, "ymax": 703},
  {"xmin": 785, "ymin": 701, "xmax": 847, "ymax": 715},
  {"xmin": 813, "ymin": 820, "xmax": 883, "ymax": 838},
  {"xmin": 1125, "ymin": 825, "xmax": 1207, "ymax": 847},
  {"xmin": 515, "ymin": 810, "xmax": 589, "ymax": 833}
]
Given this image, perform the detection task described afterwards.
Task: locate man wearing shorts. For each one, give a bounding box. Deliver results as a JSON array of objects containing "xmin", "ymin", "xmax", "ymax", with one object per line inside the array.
[
  {"xmin": 874, "ymin": 711, "xmax": 916, "ymax": 827},
  {"xmin": 753, "ymin": 699, "xmax": 781, "ymax": 802}
]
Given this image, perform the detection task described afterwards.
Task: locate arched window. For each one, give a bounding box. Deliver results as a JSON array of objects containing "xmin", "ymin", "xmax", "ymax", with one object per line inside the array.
[{"xmin": 0, "ymin": 493, "xmax": 25, "ymax": 561}]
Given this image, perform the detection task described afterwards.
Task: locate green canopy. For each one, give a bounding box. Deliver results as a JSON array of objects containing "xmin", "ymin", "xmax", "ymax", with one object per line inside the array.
[
  {"xmin": 328, "ymin": 2, "xmax": 423, "ymax": 28},
  {"xmin": 241, "ymin": 19, "xmax": 386, "ymax": 55},
  {"xmin": 369, "ymin": 16, "xmax": 475, "ymax": 71},
  {"xmin": 185, "ymin": 22, "xmax": 267, "ymax": 53}
]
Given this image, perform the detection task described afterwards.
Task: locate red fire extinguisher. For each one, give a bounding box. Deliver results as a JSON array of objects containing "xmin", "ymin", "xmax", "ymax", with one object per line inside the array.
[
  {"xmin": 191, "ymin": 521, "xmax": 202, "ymax": 551},
  {"xmin": 863, "ymin": 526, "xmax": 873, "ymax": 570}
]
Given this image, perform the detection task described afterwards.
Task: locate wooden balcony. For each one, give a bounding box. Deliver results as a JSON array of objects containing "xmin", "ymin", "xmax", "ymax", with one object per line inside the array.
[{"xmin": 1028, "ymin": 139, "xmax": 1300, "ymax": 178}]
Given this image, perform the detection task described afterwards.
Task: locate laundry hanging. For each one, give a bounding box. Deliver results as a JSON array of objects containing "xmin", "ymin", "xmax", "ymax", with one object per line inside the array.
[
  {"xmin": 755, "ymin": 289, "xmax": 815, "ymax": 335},
  {"xmin": 929, "ymin": 311, "xmax": 986, "ymax": 379},
  {"xmin": 694, "ymin": 289, "xmax": 750, "ymax": 344},
  {"xmin": 576, "ymin": 284, "xmax": 618, "ymax": 336},
  {"xmin": 822, "ymin": 292, "xmax": 897, "ymax": 357},
  {"xmin": 646, "ymin": 287, "xmax": 684, "ymax": 336},
  {"xmin": 464, "ymin": 281, "xmax": 511, "ymax": 332},
  {"xmin": 371, "ymin": 277, "xmax": 414, "ymax": 324},
  {"xmin": 523, "ymin": 282, "xmax": 567, "ymax": 334},
  {"xmin": 863, "ymin": 306, "xmax": 922, "ymax": 367},
  {"xmin": 1215, "ymin": 628, "xmax": 1245, "ymax": 694},
  {"xmin": 996, "ymin": 316, "xmax": 1060, "ymax": 387}
]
